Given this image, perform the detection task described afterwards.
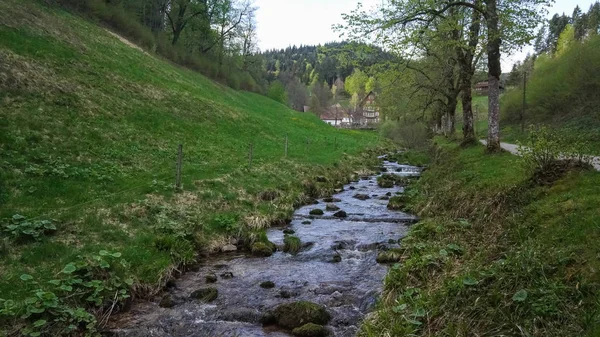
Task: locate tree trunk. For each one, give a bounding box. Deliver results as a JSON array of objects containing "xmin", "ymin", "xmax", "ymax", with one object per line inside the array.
[
  {"xmin": 485, "ymin": 0, "xmax": 502, "ymax": 152},
  {"xmin": 460, "ymin": 73, "xmax": 476, "ymax": 144}
]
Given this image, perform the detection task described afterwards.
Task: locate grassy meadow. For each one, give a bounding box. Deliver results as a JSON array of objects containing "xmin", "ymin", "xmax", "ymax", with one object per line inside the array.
[{"xmin": 0, "ymin": 0, "xmax": 385, "ymax": 334}]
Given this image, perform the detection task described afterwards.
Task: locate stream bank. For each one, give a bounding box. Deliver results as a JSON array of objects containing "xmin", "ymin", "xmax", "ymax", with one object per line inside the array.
[{"xmin": 108, "ymin": 158, "xmax": 421, "ymax": 337}]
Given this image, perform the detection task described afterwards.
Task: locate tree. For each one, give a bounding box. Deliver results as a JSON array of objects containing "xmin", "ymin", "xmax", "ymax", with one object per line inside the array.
[
  {"xmin": 267, "ymin": 81, "xmax": 287, "ymax": 104},
  {"xmin": 286, "ymin": 78, "xmax": 309, "ymax": 111},
  {"xmin": 345, "ymin": 69, "xmax": 368, "ymax": 96},
  {"xmin": 365, "ymin": 76, "xmax": 377, "ymax": 93}
]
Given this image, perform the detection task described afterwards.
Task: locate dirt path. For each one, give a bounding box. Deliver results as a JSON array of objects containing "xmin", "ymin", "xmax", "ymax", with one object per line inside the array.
[{"xmin": 480, "ymin": 140, "xmax": 600, "ymax": 171}]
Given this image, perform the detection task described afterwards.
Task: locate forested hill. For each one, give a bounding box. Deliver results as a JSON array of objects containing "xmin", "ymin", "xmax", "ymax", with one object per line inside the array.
[{"xmin": 261, "ymin": 42, "xmax": 394, "ymax": 86}]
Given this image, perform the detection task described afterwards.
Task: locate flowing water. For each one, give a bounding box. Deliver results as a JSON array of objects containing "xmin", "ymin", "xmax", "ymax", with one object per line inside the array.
[{"xmin": 108, "ymin": 158, "xmax": 421, "ymax": 337}]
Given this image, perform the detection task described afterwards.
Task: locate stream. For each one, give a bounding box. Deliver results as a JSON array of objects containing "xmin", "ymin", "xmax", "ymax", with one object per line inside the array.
[{"xmin": 108, "ymin": 158, "xmax": 421, "ymax": 337}]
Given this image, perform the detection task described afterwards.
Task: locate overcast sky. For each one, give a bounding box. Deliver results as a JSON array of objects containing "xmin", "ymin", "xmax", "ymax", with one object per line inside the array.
[{"xmin": 254, "ymin": 0, "xmax": 598, "ymax": 70}]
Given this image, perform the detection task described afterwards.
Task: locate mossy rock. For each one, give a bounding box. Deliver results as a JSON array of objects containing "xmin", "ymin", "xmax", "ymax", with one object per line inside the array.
[
  {"xmin": 292, "ymin": 323, "xmax": 330, "ymax": 337},
  {"xmin": 353, "ymin": 194, "xmax": 370, "ymax": 200},
  {"xmin": 283, "ymin": 228, "xmax": 296, "ymax": 235},
  {"xmin": 190, "ymin": 288, "xmax": 218, "ymax": 302},
  {"xmin": 387, "ymin": 195, "xmax": 407, "ymax": 211},
  {"xmin": 309, "ymin": 209, "xmax": 324, "ymax": 216},
  {"xmin": 302, "ymin": 221, "xmax": 311, "ymax": 225},
  {"xmin": 283, "ymin": 235, "xmax": 302, "ymax": 255},
  {"xmin": 159, "ymin": 294, "xmax": 176, "ymax": 308},
  {"xmin": 251, "ymin": 242, "xmax": 274, "ymax": 257},
  {"xmin": 323, "ymin": 197, "xmax": 342, "ymax": 203},
  {"xmin": 331, "ymin": 254, "xmax": 342, "ymax": 263},
  {"xmin": 270, "ymin": 301, "xmax": 331, "ymax": 329},
  {"xmin": 260, "ymin": 281, "xmax": 275, "ymax": 289}
]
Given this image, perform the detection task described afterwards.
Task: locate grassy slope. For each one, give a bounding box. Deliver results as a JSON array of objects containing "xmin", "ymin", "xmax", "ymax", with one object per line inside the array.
[
  {"xmin": 362, "ymin": 138, "xmax": 600, "ymax": 336},
  {"xmin": 0, "ymin": 0, "xmax": 383, "ymax": 328}
]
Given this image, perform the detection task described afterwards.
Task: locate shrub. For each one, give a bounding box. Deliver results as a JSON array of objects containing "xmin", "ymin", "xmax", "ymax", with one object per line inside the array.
[{"xmin": 380, "ymin": 121, "xmax": 429, "ymax": 149}]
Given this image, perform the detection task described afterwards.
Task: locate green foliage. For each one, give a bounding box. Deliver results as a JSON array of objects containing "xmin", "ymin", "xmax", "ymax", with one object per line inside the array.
[
  {"xmin": 267, "ymin": 81, "xmax": 287, "ymax": 104},
  {"xmin": 0, "ymin": 250, "xmax": 131, "ymax": 336},
  {"xmin": 283, "ymin": 235, "xmax": 302, "ymax": 255},
  {"xmin": 2, "ymin": 215, "xmax": 56, "ymax": 242},
  {"xmin": 345, "ymin": 69, "xmax": 368, "ymax": 96},
  {"xmin": 379, "ymin": 121, "xmax": 429, "ymax": 149}
]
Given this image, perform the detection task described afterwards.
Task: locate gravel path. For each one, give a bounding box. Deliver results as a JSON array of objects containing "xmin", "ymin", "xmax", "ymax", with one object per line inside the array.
[{"xmin": 479, "ymin": 140, "xmax": 600, "ymax": 171}]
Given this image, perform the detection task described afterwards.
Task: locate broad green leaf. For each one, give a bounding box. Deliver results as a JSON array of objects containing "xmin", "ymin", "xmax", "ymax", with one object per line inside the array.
[
  {"xmin": 512, "ymin": 289, "xmax": 528, "ymax": 302},
  {"xmin": 439, "ymin": 249, "xmax": 448, "ymax": 257},
  {"xmin": 62, "ymin": 263, "xmax": 77, "ymax": 274},
  {"xmin": 462, "ymin": 277, "xmax": 479, "ymax": 286},
  {"xmin": 33, "ymin": 320, "xmax": 47, "ymax": 328},
  {"xmin": 20, "ymin": 274, "xmax": 34, "ymax": 281},
  {"xmin": 111, "ymin": 252, "xmax": 122, "ymax": 258},
  {"xmin": 99, "ymin": 250, "xmax": 110, "ymax": 256}
]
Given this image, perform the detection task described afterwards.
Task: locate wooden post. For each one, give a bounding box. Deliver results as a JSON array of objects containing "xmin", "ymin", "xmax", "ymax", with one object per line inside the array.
[
  {"xmin": 175, "ymin": 144, "xmax": 183, "ymax": 191},
  {"xmin": 248, "ymin": 142, "xmax": 253, "ymax": 167},
  {"xmin": 285, "ymin": 134, "xmax": 288, "ymax": 157}
]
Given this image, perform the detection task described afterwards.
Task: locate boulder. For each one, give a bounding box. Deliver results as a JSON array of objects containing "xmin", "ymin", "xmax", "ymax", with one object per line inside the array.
[
  {"xmin": 269, "ymin": 301, "xmax": 331, "ymax": 329},
  {"xmin": 309, "ymin": 209, "xmax": 324, "ymax": 216},
  {"xmin": 260, "ymin": 281, "xmax": 276, "ymax": 289},
  {"xmin": 331, "ymin": 254, "xmax": 342, "ymax": 263},
  {"xmin": 325, "ymin": 203, "xmax": 340, "ymax": 211},
  {"xmin": 292, "ymin": 323, "xmax": 330, "ymax": 337},
  {"xmin": 190, "ymin": 288, "xmax": 218, "ymax": 302},
  {"xmin": 332, "ymin": 210, "xmax": 347, "ymax": 218},
  {"xmin": 159, "ymin": 294, "xmax": 176, "ymax": 308},
  {"xmin": 220, "ymin": 272, "xmax": 234, "ymax": 279},
  {"xmin": 349, "ymin": 186, "xmax": 356, "ymax": 190},
  {"xmin": 251, "ymin": 242, "xmax": 274, "ymax": 257},
  {"xmin": 205, "ymin": 274, "xmax": 218, "ymax": 283},
  {"xmin": 221, "ymin": 244, "xmax": 237, "ymax": 252},
  {"xmin": 302, "ymin": 221, "xmax": 311, "ymax": 225},
  {"xmin": 353, "ymin": 194, "xmax": 370, "ymax": 200}
]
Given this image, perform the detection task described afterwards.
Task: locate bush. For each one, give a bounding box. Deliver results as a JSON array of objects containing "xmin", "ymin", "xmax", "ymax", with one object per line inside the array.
[{"xmin": 380, "ymin": 121, "xmax": 429, "ymax": 149}]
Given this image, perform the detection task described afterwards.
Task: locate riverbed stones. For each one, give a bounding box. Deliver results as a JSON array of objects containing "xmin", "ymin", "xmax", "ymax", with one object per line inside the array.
[
  {"xmin": 302, "ymin": 221, "xmax": 311, "ymax": 225},
  {"xmin": 333, "ymin": 210, "xmax": 347, "ymax": 218},
  {"xmin": 292, "ymin": 323, "xmax": 330, "ymax": 337},
  {"xmin": 331, "ymin": 254, "xmax": 342, "ymax": 263},
  {"xmin": 323, "ymin": 197, "xmax": 342, "ymax": 203},
  {"xmin": 283, "ymin": 228, "xmax": 296, "ymax": 235},
  {"xmin": 260, "ymin": 281, "xmax": 275, "ymax": 289},
  {"xmin": 251, "ymin": 242, "xmax": 274, "ymax": 257},
  {"xmin": 353, "ymin": 194, "xmax": 370, "ymax": 200},
  {"xmin": 205, "ymin": 273, "xmax": 218, "ymax": 283},
  {"xmin": 309, "ymin": 209, "xmax": 324, "ymax": 216},
  {"xmin": 349, "ymin": 186, "xmax": 356, "ymax": 190},
  {"xmin": 220, "ymin": 272, "xmax": 234, "ymax": 279},
  {"xmin": 325, "ymin": 203, "xmax": 339, "ymax": 211},
  {"xmin": 269, "ymin": 301, "xmax": 331, "ymax": 329},
  {"xmin": 190, "ymin": 288, "xmax": 218, "ymax": 302},
  {"xmin": 158, "ymin": 294, "xmax": 176, "ymax": 308},
  {"xmin": 221, "ymin": 244, "xmax": 237, "ymax": 252}
]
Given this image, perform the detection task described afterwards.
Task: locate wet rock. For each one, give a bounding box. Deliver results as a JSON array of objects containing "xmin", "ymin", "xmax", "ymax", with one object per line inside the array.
[
  {"xmin": 331, "ymin": 240, "xmax": 356, "ymax": 250},
  {"xmin": 325, "ymin": 203, "xmax": 340, "ymax": 211},
  {"xmin": 372, "ymin": 194, "xmax": 378, "ymax": 197},
  {"xmin": 279, "ymin": 290, "xmax": 292, "ymax": 298},
  {"xmin": 164, "ymin": 278, "xmax": 177, "ymax": 289},
  {"xmin": 283, "ymin": 228, "xmax": 296, "ymax": 234},
  {"xmin": 251, "ymin": 242, "xmax": 274, "ymax": 257},
  {"xmin": 158, "ymin": 294, "xmax": 176, "ymax": 308},
  {"xmin": 270, "ymin": 301, "xmax": 331, "ymax": 329},
  {"xmin": 260, "ymin": 281, "xmax": 275, "ymax": 289},
  {"xmin": 309, "ymin": 199, "xmax": 319, "ymax": 205},
  {"xmin": 331, "ymin": 254, "xmax": 342, "ymax": 263},
  {"xmin": 190, "ymin": 288, "xmax": 218, "ymax": 302},
  {"xmin": 349, "ymin": 186, "xmax": 356, "ymax": 190},
  {"xmin": 302, "ymin": 221, "xmax": 311, "ymax": 225},
  {"xmin": 353, "ymin": 194, "xmax": 370, "ymax": 200},
  {"xmin": 386, "ymin": 192, "xmax": 392, "ymax": 196},
  {"xmin": 220, "ymin": 272, "xmax": 234, "ymax": 279},
  {"xmin": 221, "ymin": 244, "xmax": 237, "ymax": 252},
  {"xmin": 333, "ymin": 210, "xmax": 347, "ymax": 218},
  {"xmin": 218, "ymin": 308, "xmax": 262, "ymax": 324},
  {"xmin": 360, "ymin": 176, "xmax": 369, "ymax": 180},
  {"xmin": 379, "ymin": 196, "xmax": 390, "ymax": 200},
  {"xmin": 322, "ymin": 197, "xmax": 342, "ymax": 203},
  {"xmin": 388, "ymin": 239, "xmax": 397, "ymax": 244},
  {"xmin": 260, "ymin": 312, "xmax": 277, "ymax": 325},
  {"xmin": 205, "ymin": 274, "xmax": 218, "ymax": 283},
  {"xmin": 309, "ymin": 209, "xmax": 324, "ymax": 216},
  {"xmin": 283, "ymin": 235, "xmax": 302, "ymax": 255},
  {"xmin": 292, "ymin": 323, "xmax": 330, "ymax": 337}
]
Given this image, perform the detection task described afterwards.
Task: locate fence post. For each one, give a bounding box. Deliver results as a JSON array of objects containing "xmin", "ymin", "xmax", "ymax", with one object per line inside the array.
[
  {"xmin": 285, "ymin": 134, "xmax": 288, "ymax": 157},
  {"xmin": 175, "ymin": 144, "xmax": 183, "ymax": 191},
  {"xmin": 248, "ymin": 142, "xmax": 253, "ymax": 167}
]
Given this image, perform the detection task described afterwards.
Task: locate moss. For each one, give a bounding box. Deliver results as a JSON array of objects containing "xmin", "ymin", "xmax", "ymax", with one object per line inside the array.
[
  {"xmin": 283, "ymin": 235, "xmax": 302, "ymax": 255},
  {"xmin": 387, "ymin": 195, "xmax": 407, "ymax": 210},
  {"xmin": 292, "ymin": 323, "xmax": 330, "ymax": 337},
  {"xmin": 270, "ymin": 301, "xmax": 331, "ymax": 329},
  {"xmin": 376, "ymin": 249, "xmax": 403, "ymax": 264},
  {"xmin": 309, "ymin": 209, "xmax": 324, "ymax": 216},
  {"xmin": 189, "ymin": 288, "xmax": 218, "ymax": 302},
  {"xmin": 251, "ymin": 242, "xmax": 274, "ymax": 257},
  {"xmin": 283, "ymin": 228, "xmax": 295, "ymax": 235},
  {"xmin": 325, "ymin": 203, "xmax": 339, "ymax": 211}
]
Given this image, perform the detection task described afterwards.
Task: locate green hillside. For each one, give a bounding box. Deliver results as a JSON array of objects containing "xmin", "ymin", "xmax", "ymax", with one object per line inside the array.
[{"xmin": 0, "ymin": 1, "xmax": 381, "ymax": 334}]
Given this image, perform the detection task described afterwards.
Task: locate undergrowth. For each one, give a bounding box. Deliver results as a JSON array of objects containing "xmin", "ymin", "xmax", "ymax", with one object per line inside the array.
[{"xmin": 361, "ymin": 138, "xmax": 600, "ymax": 336}]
